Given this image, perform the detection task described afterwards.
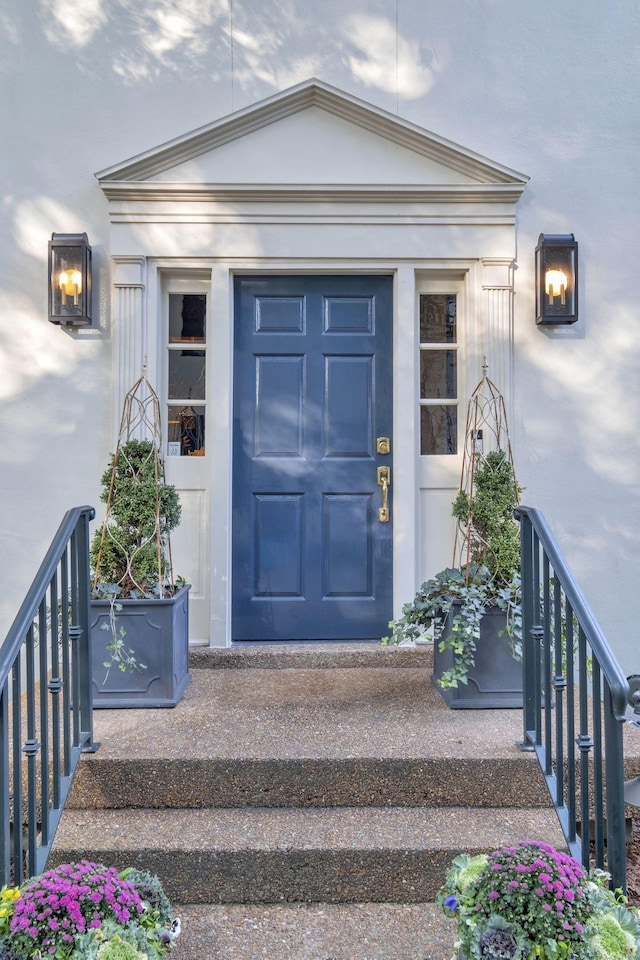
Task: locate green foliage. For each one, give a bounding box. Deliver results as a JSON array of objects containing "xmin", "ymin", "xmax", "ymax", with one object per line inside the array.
[
  {"xmin": 96, "ymin": 938, "xmax": 146, "ymax": 960},
  {"xmin": 0, "ymin": 940, "xmax": 19, "ymax": 960},
  {"xmin": 452, "ymin": 448, "xmax": 522, "ymax": 586},
  {"xmin": 97, "ymin": 595, "xmax": 147, "ymax": 685},
  {"xmin": 382, "ymin": 564, "xmax": 521, "ymax": 688},
  {"xmin": 71, "ymin": 918, "xmax": 168, "ymax": 960},
  {"xmin": 91, "ymin": 439, "xmax": 181, "ymax": 598},
  {"xmin": 383, "ymin": 448, "xmax": 522, "ymax": 688}
]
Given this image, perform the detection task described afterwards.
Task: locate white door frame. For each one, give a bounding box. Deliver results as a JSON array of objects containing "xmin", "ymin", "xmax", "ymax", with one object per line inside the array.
[{"xmin": 101, "ymin": 82, "xmax": 526, "ymax": 646}]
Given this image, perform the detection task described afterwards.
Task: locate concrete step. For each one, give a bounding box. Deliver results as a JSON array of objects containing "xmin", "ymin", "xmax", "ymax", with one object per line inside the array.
[
  {"xmin": 66, "ymin": 754, "xmax": 549, "ymax": 809},
  {"xmin": 188, "ymin": 642, "xmax": 433, "ymax": 671},
  {"xmin": 50, "ymin": 805, "xmax": 563, "ymax": 904},
  {"xmin": 169, "ymin": 902, "xmax": 456, "ymax": 960},
  {"xmin": 69, "ymin": 663, "xmax": 547, "ymax": 811}
]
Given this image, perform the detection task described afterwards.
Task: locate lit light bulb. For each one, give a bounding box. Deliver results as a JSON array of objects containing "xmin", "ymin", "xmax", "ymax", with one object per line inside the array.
[
  {"xmin": 545, "ymin": 269, "xmax": 567, "ymax": 306},
  {"xmin": 59, "ymin": 269, "xmax": 82, "ymax": 305}
]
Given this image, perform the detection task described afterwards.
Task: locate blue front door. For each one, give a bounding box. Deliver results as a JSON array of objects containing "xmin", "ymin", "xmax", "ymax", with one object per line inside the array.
[{"xmin": 232, "ymin": 276, "xmax": 393, "ymax": 640}]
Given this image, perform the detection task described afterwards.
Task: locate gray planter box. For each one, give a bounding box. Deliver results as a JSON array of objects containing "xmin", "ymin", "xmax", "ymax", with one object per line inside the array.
[
  {"xmin": 432, "ymin": 604, "xmax": 523, "ymax": 709},
  {"xmin": 90, "ymin": 584, "xmax": 191, "ymax": 708}
]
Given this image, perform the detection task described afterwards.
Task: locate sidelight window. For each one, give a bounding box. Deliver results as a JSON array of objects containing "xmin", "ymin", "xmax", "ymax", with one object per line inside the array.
[
  {"xmin": 166, "ymin": 293, "xmax": 207, "ymax": 457},
  {"xmin": 419, "ymin": 294, "xmax": 458, "ymax": 455}
]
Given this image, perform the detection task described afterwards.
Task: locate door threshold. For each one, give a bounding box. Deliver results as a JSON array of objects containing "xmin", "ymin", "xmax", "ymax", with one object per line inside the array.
[{"xmin": 230, "ymin": 639, "xmax": 382, "ymax": 648}]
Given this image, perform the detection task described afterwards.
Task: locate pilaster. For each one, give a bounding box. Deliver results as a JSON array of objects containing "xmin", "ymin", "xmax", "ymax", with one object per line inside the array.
[
  {"xmin": 481, "ymin": 259, "xmax": 515, "ymax": 419},
  {"xmin": 112, "ymin": 257, "xmax": 146, "ymax": 438}
]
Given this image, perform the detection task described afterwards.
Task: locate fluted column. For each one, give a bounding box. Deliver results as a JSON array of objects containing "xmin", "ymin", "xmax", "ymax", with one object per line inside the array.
[
  {"xmin": 481, "ymin": 259, "xmax": 515, "ymax": 419},
  {"xmin": 112, "ymin": 257, "xmax": 146, "ymax": 439}
]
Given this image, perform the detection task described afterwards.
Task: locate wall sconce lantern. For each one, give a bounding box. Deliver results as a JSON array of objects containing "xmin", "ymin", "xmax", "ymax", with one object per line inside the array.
[
  {"xmin": 48, "ymin": 233, "xmax": 92, "ymax": 326},
  {"xmin": 535, "ymin": 233, "xmax": 578, "ymax": 325}
]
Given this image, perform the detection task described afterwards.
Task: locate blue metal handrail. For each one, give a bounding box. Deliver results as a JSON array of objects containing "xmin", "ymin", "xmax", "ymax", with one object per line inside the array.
[
  {"xmin": 516, "ymin": 505, "xmax": 629, "ymax": 891},
  {"xmin": 0, "ymin": 506, "xmax": 97, "ymax": 886}
]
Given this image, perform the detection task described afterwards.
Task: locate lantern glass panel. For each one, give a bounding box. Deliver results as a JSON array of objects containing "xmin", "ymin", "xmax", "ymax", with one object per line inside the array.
[
  {"xmin": 51, "ymin": 245, "xmax": 83, "ymax": 319},
  {"xmin": 543, "ymin": 247, "xmax": 576, "ymax": 318}
]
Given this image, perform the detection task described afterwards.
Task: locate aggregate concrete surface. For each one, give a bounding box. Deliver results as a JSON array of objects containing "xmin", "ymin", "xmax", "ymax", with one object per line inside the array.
[
  {"xmin": 170, "ymin": 902, "xmax": 457, "ymax": 960},
  {"xmin": 57, "ymin": 643, "xmax": 636, "ymax": 960}
]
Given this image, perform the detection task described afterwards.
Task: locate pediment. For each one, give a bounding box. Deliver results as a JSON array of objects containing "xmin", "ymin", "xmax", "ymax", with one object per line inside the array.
[{"xmin": 97, "ymin": 79, "xmax": 528, "ymax": 203}]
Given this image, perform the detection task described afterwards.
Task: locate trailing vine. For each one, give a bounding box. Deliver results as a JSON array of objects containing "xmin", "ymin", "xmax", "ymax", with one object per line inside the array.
[{"xmin": 383, "ymin": 563, "xmax": 522, "ymax": 688}]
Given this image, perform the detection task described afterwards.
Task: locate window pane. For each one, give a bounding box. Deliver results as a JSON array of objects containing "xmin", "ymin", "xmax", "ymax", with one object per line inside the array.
[
  {"xmin": 167, "ymin": 404, "xmax": 205, "ymax": 457},
  {"xmin": 169, "ymin": 293, "xmax": 206, "ymax": 345},
  {"xmin": 168, "ymin": 352, "xmax": 206, "ymax": 400},
  {"xmin": 420, "ymin": 294, "xmax": 456, "ymax": 343},
  {"xmin": 421, "ymin": 405, "xmax": 457, "ymax": 455},
  {"xmin": 420, "ymin": 350, "xmax": 457, "ymax": 399}
]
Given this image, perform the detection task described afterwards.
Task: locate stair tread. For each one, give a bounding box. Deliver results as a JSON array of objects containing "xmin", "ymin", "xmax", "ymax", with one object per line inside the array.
[
  {"xmin": 87, "ymin": 666, "xmax": 530, "ymax": 762},
  {"xmin": 169, "ymin": 902, "xmax": 456, "ymax": 960},
  {"xmin": 53, "ymin": 805, "xmax": 564, "ymax": 852}
]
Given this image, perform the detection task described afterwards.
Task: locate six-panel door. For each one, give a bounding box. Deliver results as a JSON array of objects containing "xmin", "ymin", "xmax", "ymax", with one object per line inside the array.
[{"xmin": 232, "ymin": 276, "xmax": 393, "ymax": 640}]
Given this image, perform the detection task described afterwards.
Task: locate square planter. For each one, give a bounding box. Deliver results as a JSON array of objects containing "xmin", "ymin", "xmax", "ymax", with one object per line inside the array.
[
  {"xmin": 432, "ymin": 604, "xmax": 523, "ymax": 709},
  {"xmin": 90, "ymin": 584, "xmax": 191, "ymax": 708}
]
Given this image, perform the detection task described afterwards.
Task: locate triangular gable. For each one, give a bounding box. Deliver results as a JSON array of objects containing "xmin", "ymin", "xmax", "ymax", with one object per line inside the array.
[{"xmin": 96, "ymin": 78, "xmax": 528, "ymax": 197}]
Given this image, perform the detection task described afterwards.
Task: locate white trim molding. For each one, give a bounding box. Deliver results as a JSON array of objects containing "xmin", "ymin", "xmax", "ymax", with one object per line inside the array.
[
  {"xmin": 482, "ymin": 258, "xmax": 516, "ymax": 418},
  {"xmin": 112, "ymin": 256, "xmax": 146, "ymax": 439}
]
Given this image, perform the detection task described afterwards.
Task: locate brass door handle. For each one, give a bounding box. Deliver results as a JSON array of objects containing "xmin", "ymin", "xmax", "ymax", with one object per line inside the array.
[{"xmin": 377, "ymin": 466, "xmax": 390, "ymax": 522}]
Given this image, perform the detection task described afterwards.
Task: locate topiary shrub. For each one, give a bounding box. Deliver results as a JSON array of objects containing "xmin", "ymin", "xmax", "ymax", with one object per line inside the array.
[
  {"xmin": 91, "ymin": 439, "xmax": 181, "ymax": 598},
  {"xmin": 452, "ymin": 448, "xmax": 521, "ymax": 587}
]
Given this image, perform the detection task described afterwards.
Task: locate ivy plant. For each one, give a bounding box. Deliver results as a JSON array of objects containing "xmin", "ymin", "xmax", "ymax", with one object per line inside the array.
[{"xmin": 383, "ymin": 448, "xmax": 522, "ymax": 689}]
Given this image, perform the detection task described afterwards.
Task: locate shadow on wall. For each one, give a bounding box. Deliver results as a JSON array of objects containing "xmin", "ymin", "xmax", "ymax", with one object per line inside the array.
[{"xmin": 30, "ymin": 0, "xmax": 439, "ymax": 98}]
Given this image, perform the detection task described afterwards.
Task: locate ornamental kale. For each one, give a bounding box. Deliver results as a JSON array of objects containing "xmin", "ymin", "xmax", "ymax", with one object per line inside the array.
[
  {"xmin": 119, "ymin": 869, "xmax": 172, "ymax": 928},
  {"xmin": 473, "ymin": 915, "xmax": 528, "ymax": 960},
  {"xmin": 583, "ymin": 903, "xmax": 640, "ymax": 959},
  {"xmin": 0, "ymin": 938, "xmax": 20, "ymax": 960},
  {"xmin": 438, "ymin": 840, "xmax": 640, "ymax": 960}
]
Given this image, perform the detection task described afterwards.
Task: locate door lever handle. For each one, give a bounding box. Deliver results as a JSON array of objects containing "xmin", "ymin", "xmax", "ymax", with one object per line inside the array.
[{"xmin": 377, "ymin": 466, "xmax": 390, "ymax": 522}]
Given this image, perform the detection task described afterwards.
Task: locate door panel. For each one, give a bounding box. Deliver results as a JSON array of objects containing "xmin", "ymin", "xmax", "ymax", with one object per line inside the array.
[
  {"xmin": 232, "ymin": 275, "xmax": 393, "ymax": 640},
  {"xmin": 255, "ymin": 355, "xmax": 304, "ymax": 456}
]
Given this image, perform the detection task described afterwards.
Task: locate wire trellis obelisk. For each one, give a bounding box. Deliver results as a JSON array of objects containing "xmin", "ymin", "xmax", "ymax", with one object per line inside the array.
[
  {"xmin": 452, "ymin": 361, "xmax": 520, "ymax": 580},
  {"xmin": 92, "ymin": 368, "xmax": 176, "ymax": 598}
]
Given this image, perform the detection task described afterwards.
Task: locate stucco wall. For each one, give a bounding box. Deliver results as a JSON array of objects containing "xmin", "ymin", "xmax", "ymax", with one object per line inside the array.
[{"xmin": 2, "ymin": 1, "xmax": 640, "ymax": 670}]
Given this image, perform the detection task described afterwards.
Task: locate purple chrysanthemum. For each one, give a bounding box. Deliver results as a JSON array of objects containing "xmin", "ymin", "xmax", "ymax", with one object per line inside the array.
[
  {"xmin": 454, "ymin": 842, "xmax": 587, "ymax": 948},
  {"xmin": 9, "ymin": 861, "xmax": 143, "ymax": 959}
]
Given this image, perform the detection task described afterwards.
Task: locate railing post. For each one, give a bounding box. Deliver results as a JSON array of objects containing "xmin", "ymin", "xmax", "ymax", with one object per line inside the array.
[
  {"xmin": 517, "ymin": 509, "xmax": 535, "ymax": 746},
  {"xmin": 604, "ymin": 684, "xmax": 627, "ymax": 891},
  {"xmin": 77, "ymin": 508, "xmax": 96, "ymax": 752},
  {"xmin": 0, "ymin": 681, "xmax": 9, "ymax": 883}
]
